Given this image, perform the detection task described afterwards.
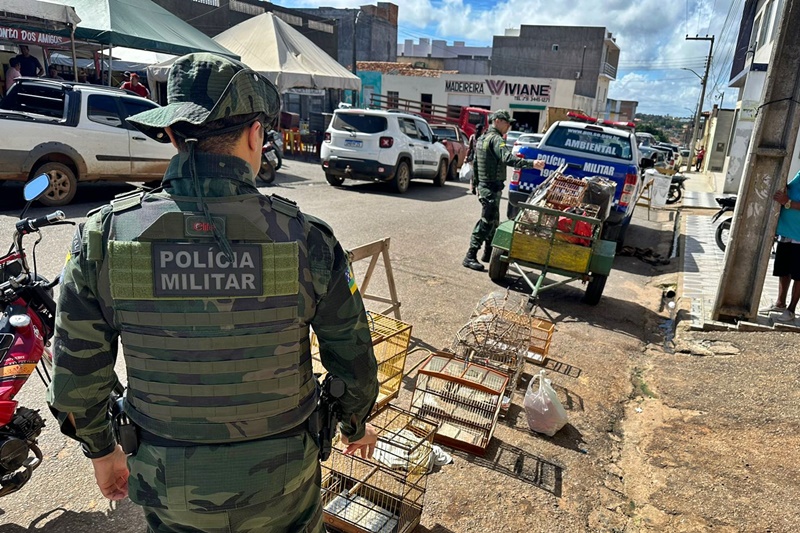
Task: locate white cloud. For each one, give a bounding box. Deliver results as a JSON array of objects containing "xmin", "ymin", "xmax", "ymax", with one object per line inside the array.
[{"xmin": 276, "ymin": 0, "xmax": 746, "ymax": 115}]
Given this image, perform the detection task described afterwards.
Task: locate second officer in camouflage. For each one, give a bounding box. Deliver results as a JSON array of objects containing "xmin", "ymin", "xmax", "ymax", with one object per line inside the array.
[
  {"xmin": 463, "ymin": 110, "xmax": 545, "ymax": 271},
  {"xmin": 47, "ymin": 53, "xmax": 379, "ymax": 533}
]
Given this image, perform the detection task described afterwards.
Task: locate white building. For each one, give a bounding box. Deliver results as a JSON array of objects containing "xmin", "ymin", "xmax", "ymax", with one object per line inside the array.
[{"xmin": 725, "ymin": 0, "xmax": 798, "ymax": 193}]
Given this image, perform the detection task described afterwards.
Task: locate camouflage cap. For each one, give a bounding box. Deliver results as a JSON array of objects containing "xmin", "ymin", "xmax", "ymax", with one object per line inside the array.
[
  {"xmin": 491, "ymin": 109, "xmax": 515, "ymax": 123},
  {"xmin": 127, "ymin": 53, "xmax": 281, "ymax": 143}
]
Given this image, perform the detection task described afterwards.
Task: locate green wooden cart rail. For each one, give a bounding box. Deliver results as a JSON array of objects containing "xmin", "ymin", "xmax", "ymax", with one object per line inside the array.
[{"xmin": 488, "ymin": 201, "xmax": 616, "ymax": 305}]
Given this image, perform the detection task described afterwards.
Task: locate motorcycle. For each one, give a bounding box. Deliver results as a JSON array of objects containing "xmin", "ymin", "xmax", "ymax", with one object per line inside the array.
[
  {"xmin": 712, "ymin": 196, "xmax": 737, "ymax": 251},
  {"xmin": 266, "ymin": 130, "xmax": 283, "ymax": 171},
  {"xmin": 258, "ymin": 150, "xmax": 277, "ymax": 185},
  {"xmin": 666, "ymin": 174, "xmax": 690, "ymax": 205},
  {"xmin": 0, "ymin": 174, "xmax": 74, "ymax": 498}
]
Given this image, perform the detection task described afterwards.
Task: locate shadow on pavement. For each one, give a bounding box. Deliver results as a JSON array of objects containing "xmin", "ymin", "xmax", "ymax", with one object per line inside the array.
[
  {"xmin": 415, "ymin": 525, "xmax": 458, "ymax": 533},
  {"xmin": 0, "ymin": 501, "xmax": 141, "ymax": 532},
  {"xmin": 0, "ymin": 182, "xmax": 139, "ymax": 215},
  {"xmin": 451, "ymin": 437, "xmax": 564, "ymax": 497},
  {"xmin": 330, "ymin": 180, "xmax": 469, "ymax": 203}
]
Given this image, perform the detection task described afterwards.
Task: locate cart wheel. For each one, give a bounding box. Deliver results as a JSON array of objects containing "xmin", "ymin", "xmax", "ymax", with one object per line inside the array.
[
  {"xmin": 488, "ymin": 247, "xmax": 509, "ymax": 281},
  {"xmin": 583, "ymin": 274, "xmax": 607, "ymax": 305}
]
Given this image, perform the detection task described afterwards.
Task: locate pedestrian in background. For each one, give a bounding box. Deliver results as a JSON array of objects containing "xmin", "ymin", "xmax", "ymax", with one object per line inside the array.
[
  {"xmin": 46, "ymin": 66, "xmax": 64, "ymax": 80},
  {"xmin": 14, "ymin": 45, "xmax": 43, "ymax": 77},
  {"xmin": 466, "ymin": 122, "xmax": 485, "ymax": 194},
  {"xmin": 121, "ymin": 73, "xmax": 150, "ymax": 99},
  {"xmin": 47, "ymin": 52, "xmax": 379, "ymax": 533},
  {"xmin": 119, "ymin": 70, "xmax": 131, "ymax": 88},
  {"xmin": 760, "ymin": 170, "xmax": 800, "ymax": 322},
  {"xmin": 5, "ymin": 58, "xmax": 21, "ymax": 92},
  {"xmin": 463, "ymin": 109, "xmax": 545, "ymax": 271},
  {"xmin": 695, "ymin": 146, "xmax": 705, "ymax": 171}
]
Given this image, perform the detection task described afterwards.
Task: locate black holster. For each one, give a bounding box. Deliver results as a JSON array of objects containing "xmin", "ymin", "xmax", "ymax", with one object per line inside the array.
[
  {"xmin": 316, "ymin": 374, "xmax": 346, "ymax": 462},
  {"xmin": 110, "ymin": 396, "xmax": 139, "ymax": 455}
]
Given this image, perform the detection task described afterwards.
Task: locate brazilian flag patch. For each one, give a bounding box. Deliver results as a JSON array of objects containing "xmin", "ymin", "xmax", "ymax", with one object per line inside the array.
[{"xmin": 345, "ymin": 263, "xmax": 358, "ymax": 294}]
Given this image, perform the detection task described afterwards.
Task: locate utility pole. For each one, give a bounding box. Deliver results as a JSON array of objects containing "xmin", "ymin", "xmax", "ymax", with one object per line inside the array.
[
  {"xmin": 712, "ymin": 0, "xmax": 800, "ymax": 322},
  {"xmin": 685, "ymin": 34, "xmax": 714, "ymax": 171}
]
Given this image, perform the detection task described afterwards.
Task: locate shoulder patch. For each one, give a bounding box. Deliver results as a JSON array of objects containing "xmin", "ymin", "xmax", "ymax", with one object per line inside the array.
[
  {"xmin": 270, "ymin": 194, "xmax": 299, "ymax": 218},
  {"xmin": 305, "ymin": 214, "xmax": 335, "ymax": 238}
]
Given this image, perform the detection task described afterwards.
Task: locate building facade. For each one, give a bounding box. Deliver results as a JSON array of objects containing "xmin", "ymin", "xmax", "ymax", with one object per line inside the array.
[
  {"xmin": 491, "ymin": 25, "xmax": 620, "ymax": 118},
  {"xmin": 357, "ymin": 63, "xmax": 578, "ymax": 133},
  {"xmin": 398, "ymin": 38, "xmax": 491, "ymax": 75},
  {"xmin": 297, "ymin": 3, "xmax": 398, "ymax": 68},
  {"xmin": 724, "ymin": 0, "xmax": 797, "ymax": 193}
]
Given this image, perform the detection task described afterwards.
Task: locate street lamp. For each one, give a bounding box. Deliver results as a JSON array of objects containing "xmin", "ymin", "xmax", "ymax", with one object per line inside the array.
[{"xmin": 681, "ymin": 67, "xmax": 703, "ymax": 83}]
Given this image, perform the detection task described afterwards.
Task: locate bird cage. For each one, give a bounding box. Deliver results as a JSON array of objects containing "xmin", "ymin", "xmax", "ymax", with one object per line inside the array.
[
  {"xmin": 312, "ymin": 312, "xmax": 412, "ymax": 412},
  {"xmin": 449, "ymin": 314, "xmax": 529, "ymax": 411},
  {"xmin": 472, "ymin": 291, "xmax": 555, "ymax": 365},
  {"xmin": 410, "ymin": 352, "xmax": 507, "ymax": 456},
  {"xmin": 321, "ymin": 406, "xmax": 437, "ymax": 533}
]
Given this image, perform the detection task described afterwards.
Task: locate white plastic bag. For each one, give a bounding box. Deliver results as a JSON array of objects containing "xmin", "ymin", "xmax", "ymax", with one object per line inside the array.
[
  {"xmin": 458, "ymin": 162, "xmax": 473, "ymax": 183},
  {"xmin": 524, "ymin": 370, "xmax": 568, "ymax": 436}
]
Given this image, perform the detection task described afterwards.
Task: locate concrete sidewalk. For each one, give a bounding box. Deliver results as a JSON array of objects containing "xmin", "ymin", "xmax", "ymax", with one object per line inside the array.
[{"xmin": 677, "ymin": 168, "xmax": 799, "ymax": 330}]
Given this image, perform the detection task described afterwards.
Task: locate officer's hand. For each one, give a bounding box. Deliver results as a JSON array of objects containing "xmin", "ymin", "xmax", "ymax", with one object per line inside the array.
[
  {"xmin": 341, "ymin": 423, "xmax": 378, "ymax": 459},
  {"xmin": 91, "ymin": 445, "xmax": 129, "ymax": 500},
  {"xmin": 532, "ymin": 159, "xmax": 546, "ymax": 171}
]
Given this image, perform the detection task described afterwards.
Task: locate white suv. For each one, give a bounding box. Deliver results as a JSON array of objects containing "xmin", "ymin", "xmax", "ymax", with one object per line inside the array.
[{"xmin": 321, "ymin": 109, "xmax": 450, "ymax": 193}]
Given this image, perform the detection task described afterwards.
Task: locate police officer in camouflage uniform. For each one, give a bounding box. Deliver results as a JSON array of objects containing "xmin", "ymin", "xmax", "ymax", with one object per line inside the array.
[
  {"xmin": 462, "ymin": 110, "xmax": 545, "ymax": 271},
  {"xmin": 47, "ymin": 53, "xmax": 379, "ymax": 533}
]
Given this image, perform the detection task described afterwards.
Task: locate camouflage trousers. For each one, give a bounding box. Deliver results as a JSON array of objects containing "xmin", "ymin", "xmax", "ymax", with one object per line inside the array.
[
  {"xmin": 127, "ymin": 431, "xmax": 323, "ymax": 533},
  {"xmin": 469, "ymin": 184, "xmax": 503, "ymax": 251}
]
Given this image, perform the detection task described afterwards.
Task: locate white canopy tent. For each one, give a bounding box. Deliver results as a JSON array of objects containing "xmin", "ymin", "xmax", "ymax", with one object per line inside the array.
[
  {"xmin": 147, "ymin": 12, "xmax": 360, "ymax": 94},
  {"xmin": 2, "ymin": 0, "xmax": 80, "ymax": 26}
]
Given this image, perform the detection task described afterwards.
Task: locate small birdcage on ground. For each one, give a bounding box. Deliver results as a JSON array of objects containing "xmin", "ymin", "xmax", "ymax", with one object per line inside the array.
[
  {"xmin": 449, "ymin": 313, "xmax": 529, "ymax": 412},
  {"xmin": 321, "ymin": 406, "xmax": 437, "ymax": 533},
  {"xmin": 471, "ymin": 291, "xmax": 555, "ymax": 364},
  {"xmin": 410, "ymin": 352, "xmax": 507, "ymax": 455},
  {"xmin": 312, "ymin": 312, "xmax": 412, "ymax": 412}
]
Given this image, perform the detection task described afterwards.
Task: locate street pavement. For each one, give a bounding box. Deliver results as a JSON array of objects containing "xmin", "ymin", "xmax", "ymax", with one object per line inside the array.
[{"xmin": 6, "ymin": 156, "xmax": 789, "ymax": 531}]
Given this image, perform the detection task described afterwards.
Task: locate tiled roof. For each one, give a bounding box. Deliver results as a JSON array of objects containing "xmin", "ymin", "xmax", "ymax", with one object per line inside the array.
[{"xmin": 356, "ymin": 61, "xmax": 457, "ymax": 77}]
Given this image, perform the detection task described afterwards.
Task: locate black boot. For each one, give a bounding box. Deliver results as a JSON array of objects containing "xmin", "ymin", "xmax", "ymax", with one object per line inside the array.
[
  {"xmin": 462, "ymin": 249, "xmax": 485, "ymax": 271},
  {"xmin": 481, "ymin": 244, "xmax": 492, "ymax": 263}
]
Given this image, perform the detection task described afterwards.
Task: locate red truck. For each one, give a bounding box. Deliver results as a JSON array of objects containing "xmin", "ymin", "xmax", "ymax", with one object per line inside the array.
[{"xmin": 370, "ymin": 94, "xmax": 490, "ymax": 138}]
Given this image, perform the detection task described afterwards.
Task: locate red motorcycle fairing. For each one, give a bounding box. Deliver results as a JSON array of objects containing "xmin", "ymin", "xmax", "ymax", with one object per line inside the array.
[{"xmin": 0, "ymin": 299, "xmax": 45, "ymax": 426}]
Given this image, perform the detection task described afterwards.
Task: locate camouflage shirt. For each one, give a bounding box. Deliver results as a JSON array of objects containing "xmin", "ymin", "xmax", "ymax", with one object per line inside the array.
[
  {"xmin": 47, "ymin": 152, "xmax": 379, "ymax": 454},
  {"xmin": 475, "ymin": 126, "xmax": 534, "ymax": 186}
]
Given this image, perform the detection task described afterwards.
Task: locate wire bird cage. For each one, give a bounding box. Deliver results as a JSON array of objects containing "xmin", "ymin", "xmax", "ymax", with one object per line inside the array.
[
  {"xmin": 410, "ymin": 352, "xmax": 508, "ymax": 455},
  {"xmin": 472, "ymin": 291, "xmax": 555, "ymax": 365},
  {"xmin": 312, "ymin": 312, "xmax": 412, "ymax": 412},
  {"xmin": 545, "ymin": 174, "xmax": 587, "ymax": 210},
  {"xmin": 449, "ymin": 313, "xmax": 529, "ymax": 412},
  {"xmin": 321, "ymin": 406, "xmax": 437, "ymax": 533}
]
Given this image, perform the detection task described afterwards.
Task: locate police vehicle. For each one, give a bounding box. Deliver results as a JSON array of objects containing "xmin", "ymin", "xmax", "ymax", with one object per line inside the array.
[{"xmin": 509, "ymin": 120, "xmax": 647, "ymax": 247}]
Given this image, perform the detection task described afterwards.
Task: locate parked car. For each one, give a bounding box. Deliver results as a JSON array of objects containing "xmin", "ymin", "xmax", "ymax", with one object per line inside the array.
[
  {"xmin": 678, "ymin": 148, "xmax": 691, "ymax": 168},
  {"xmin": 321, "ymin": 109, "xmax": 450, "ymax": 193},
  {"xmin": 638, "ymin": 146, "xmax": 668, "ymax": 168},
  {"xmin": 511, "ymin": 121, "xmax": 647, "ymax": 249},
  {"xmin": 430, "ymin": 124, "xmax": 469, "ymax": 180},
  {"xmin": 0, "ymin": 78, "xmax": 175, "ymax": 206},
  {"xmin": 511, "ymin": 133, "xmax": 544, "ymax": 156},
  {"xmin": 505, "ymin": 130, "xmax": 524, "ymax": 145}
]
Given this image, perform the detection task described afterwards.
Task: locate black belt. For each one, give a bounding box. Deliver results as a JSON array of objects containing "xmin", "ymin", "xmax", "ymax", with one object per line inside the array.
[{"xmin": 138, "ymin": 419, "xmax": 312, "ymax": 448}]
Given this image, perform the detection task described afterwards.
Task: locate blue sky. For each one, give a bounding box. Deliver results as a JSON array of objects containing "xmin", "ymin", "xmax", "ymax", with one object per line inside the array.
[{"xmin": 277, "ymin": 0, "xmax": 746, "ymax": 117}]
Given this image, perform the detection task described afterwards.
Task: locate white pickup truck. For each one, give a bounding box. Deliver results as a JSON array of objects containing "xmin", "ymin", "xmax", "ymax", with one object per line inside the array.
[{"xmin": 0, "ymin": 78, "xmax": 175, "ymax": 206}]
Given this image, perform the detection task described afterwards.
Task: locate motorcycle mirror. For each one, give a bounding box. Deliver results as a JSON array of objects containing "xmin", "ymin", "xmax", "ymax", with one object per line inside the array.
[{"xmin": 24, "ymin": 174, "xmax": 51, "ymax": 202}]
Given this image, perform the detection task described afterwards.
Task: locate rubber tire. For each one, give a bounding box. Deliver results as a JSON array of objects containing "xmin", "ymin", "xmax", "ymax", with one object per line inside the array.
[
  {"xmin": 434, "ymin": 160, "xmax": 447, "ymax": 187},
  {"xmin": 583, "ymin": 274, "xmax": 607, "ymax": 305},
  {"xmin": 34, "ymin": 162, "xmax": 77, "ymax": 207},
  {"xmin": 488, "ymin": 247, "xmax": 509, "ymax": 282},
  {"xmin": 257, "ymin": 156, "xmax": 275, "ymax": 185},
  {"xmin": 325, "ymin": 172, "xmax": 345, "ymax": 186},
  {"xmin": 666, "ymin": 186, "xmax": 682, "ymax": 204},
  {"xmin": 273, "ymin": 150, "xmax": 283, "ymax": 171},
  {"xmin": 393, "ymin": 161, "xmax": 411, "ymax": 193},
  {"xmin": 448, "ymin": 159, "xmax": 458, "ymax": 181},
  {"xmin": 715, "ymin": 218, "xmax": 731, "ymax": 252}
]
